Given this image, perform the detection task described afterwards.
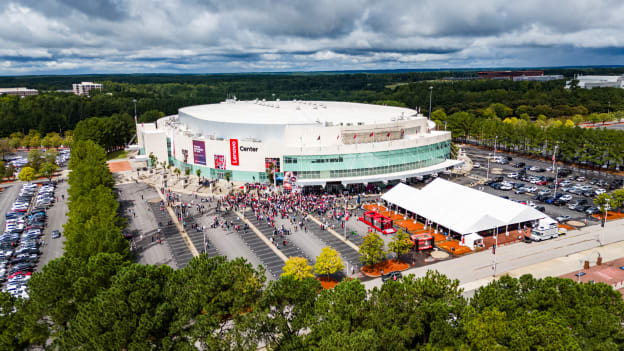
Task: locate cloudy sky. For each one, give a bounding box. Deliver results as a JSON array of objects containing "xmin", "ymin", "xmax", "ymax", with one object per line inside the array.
[{"xmin": 1, "ymin": 0, "xmax": 623, "ymax": 74}]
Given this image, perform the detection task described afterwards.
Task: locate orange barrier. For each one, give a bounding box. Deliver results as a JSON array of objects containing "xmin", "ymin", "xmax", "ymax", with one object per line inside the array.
[
  {"xmin": 592, "ymin": 211, "xmax": 624, "ymax": 221},
  {"xmin": 436, "ymin": 241, "xmax": 472, "ymax": 256}
]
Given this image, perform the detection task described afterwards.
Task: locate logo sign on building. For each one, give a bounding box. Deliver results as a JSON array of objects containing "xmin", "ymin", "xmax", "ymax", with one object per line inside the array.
[
  {"xmin": 230, "ymin": 139, "xmax": 239, "ymax": 166},
  {"xmin": 214, "ymin": 155, "xmax": 225, "ymax": 170},
  {"xmin": 192, "ymin": 140, "xmax": 206, "ymax": 165}
]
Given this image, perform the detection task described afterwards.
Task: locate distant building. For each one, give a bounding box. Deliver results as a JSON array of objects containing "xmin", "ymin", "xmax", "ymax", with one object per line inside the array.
[
  {"xmin": 0, "ymin": 87, "xmax": 38, "ymax": 97},
  {"xmin": 565, "ymin": 75, "xmax": 624, "ymax": 89},
  {"xmin": 513, "ymin": 75, "xmax": 564, "ymax": 82},
  {"xmin": 72, "ymin": 81, "xmax": 103, "ymax": 96},
  {"xmin": 478, "ymin": 70, "xmax": 544, "ymax": 80}
]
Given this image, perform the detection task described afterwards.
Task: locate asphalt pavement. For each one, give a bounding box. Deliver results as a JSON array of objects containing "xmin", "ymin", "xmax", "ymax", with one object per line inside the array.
[{"xmin": 36, "ymin": 180, "xmax": 68, "ymax": 270}]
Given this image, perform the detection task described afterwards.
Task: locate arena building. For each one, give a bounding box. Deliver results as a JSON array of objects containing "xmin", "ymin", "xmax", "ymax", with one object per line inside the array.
[{"xmin": 136, "ymin": 99, "xmax": 460, "ymax": 191}]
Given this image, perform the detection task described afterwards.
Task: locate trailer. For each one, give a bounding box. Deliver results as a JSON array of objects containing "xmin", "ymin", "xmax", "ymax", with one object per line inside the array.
[
  {"xmin": 358, "ymin": 211, "xmax": 397, "ymax": 235},
  {"xmin": 410, "ymin": 233, "xmax": 433, "ymax": 250}
]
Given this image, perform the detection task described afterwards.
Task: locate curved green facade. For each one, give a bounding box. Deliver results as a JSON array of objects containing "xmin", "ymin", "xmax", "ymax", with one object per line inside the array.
[{"xmin": 283, "ymin": 140, "xmax": 450, "ymax": 180}]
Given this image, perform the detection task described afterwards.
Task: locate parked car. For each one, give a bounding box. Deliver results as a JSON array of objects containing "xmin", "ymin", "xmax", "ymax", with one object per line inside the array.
[
  {"xmin": 556, "ymin": 215, "xmax": 571, "ymax": 223},
  {"xmin": 473, "ymin": 163, "xmax": 481, "ymax": 168},
  {"xmin": 585, "ymin": 207, "xmax": 601, "ymax": 215},
  {"xmin": 51, "ymin": 230, "xmax": 61, "ymax": 239},
  {"xmin": 382, "ymin": 271, "xmax": 403, "ymax": 282}
]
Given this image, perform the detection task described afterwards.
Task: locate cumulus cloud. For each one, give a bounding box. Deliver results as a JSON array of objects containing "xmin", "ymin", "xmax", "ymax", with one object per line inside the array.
[{"xmin": 0, "ymin": 0, "xmax": 622, "ymax": 74}]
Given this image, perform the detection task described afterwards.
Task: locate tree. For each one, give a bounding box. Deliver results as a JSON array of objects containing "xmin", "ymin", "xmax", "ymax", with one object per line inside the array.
[
  {"xmin": 59, "ymin": 264, "xmax": 176, "ymax": 350},
  {"xmin": 593, "ymin": 193, "xmax": 612, "ymax": 213},
  {"xmin": 307, "ymin": 278, "xmax": 374, "ymax": 350},
  {"xmin": 148, "ymin": 152, "xmax": 157, "ymax": 168},
  {"xmin": 0, "ymin": 138, "xmax": 10, "ymax": 160},
  {"xmin": 359, "ymin": 232, "xmax": 386, "ymax": 267},
  {"xmin": 367, "ymin": 271, "xmax": 467, "ymax": 349},
  {"xmin": 195, "ymin": 168, "xmax": 201, "ymax": 182},
  {"xmin": 9, "ymin": 132, "xmax": 23, "ymax": 149},
  {"xmin": 185, "ymin": 167, "xmax": 191, "ymax": 176},
  {"xmin": 282, "ymin": 256, "xmax": 314, "ymax": 280},
  {"xmin": 564, "ymin": 119, "xmax": 575, "ymax": 127},
  {"xmin": 24, "ymin": 253, "xmax": 129, "ymax": 345},
  {"xmin": 314, "ymin": 247, "xmax": 344, "ymax": 278},
  {"xmin": 174, "ymin": 168, "xmax": 181, "ymax": 179},
  {"xmin": 17, "ymin": 166, "xmax": 36, "ymax": 182},
  {"xmin": 167, "ymin": 255, "xmax": 265, "ymax": 350},
  {"xmin": 27, "ymin": 149, "xmax": 43, "ymax": 172},
  {"xmin": 611, "ymin": 188, "xmax": 624, "ymax": 213},
  {"xmin": 388, "ymin": 230, "xmax": 412, "ymax": 261},
  {"xmin": 244, "ymin": 276, "xmax": 320, "ymax": 350},
  {"xmin": 0, "ymin": 292, "xmax": 28, "ymax": 350},
  {"xmin": 138, "ymin": 109, "xmax": 165, "ymax": 123},
  {"xmin": 40, "ymin": 162, "xmax": 58, "ymax": 181}
]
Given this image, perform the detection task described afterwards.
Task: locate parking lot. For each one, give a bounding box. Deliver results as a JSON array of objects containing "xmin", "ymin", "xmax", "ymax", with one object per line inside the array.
[
  {"xmin": 463, "ymin": 145, "xmax": 623, "ymax": 226},
  {"xmin": 0, "ymin": 149, "xmax": 71, "ymax": 299}
]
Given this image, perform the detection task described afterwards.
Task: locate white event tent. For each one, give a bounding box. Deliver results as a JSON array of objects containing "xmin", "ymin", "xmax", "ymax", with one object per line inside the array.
[{"xmin": 381, "ymin": 178, "xmax": 552, "ymax": 237}]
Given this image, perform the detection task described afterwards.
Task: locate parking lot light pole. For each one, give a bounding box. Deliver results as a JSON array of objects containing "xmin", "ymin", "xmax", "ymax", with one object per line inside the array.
[
  {"xmin": 486, "ymin": 153, "xmax": 492, "ymax": 180},
  {"xmin": 494, "ymin": 136, "xmax": 498, "ymax": 153},
  {"xmin": 552, "ymin": 145, "xmax": 558, "ymax": 173},
  {"xmin": 554, "ymin": 166, "xmax": 559, "ymax": 196}
]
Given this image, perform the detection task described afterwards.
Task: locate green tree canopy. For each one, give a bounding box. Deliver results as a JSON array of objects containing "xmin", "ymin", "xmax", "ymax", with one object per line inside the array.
[{"xmin": 359, "ymin": 232, "xmax": 386, "ymax": 267}]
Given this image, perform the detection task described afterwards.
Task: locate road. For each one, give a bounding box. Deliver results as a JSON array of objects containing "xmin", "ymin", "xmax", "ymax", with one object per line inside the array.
[
  {"xmin": 0, "ymin": 182, "xmax": 21, "ymax": 233},
  {"xmin": 364, "ymin": 216, "xmax": 624, "ymax": 295},
  {"xmin": 37, "ymin": 180, "xmax": 69, "ymax": 270}
]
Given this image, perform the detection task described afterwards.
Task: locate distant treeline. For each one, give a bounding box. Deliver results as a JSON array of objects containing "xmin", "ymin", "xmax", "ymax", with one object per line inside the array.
[{"xmin": 0, "ymin": 68, "xmax": 623, "ymax": 137}]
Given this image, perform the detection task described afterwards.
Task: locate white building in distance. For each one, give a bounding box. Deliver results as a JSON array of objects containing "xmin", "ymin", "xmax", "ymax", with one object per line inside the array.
[
  {"xmin": 513, "ymin": 75, "xmax": 563, "ymax": 82},
  {"xmin": 565, "ymin": 75, "xmax": 624, "ymax": 89},
  {"xmin": 0, "ymin": 87, "xmax": 38, "ymax": 97},
  {"xmin": 72, "ymin": 81, "xmax": 103, "ymax": 96}
]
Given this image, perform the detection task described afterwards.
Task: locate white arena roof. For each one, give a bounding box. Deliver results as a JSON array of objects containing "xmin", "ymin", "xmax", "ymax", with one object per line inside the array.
[
  {"xmin": 382, "ymin": 179, "xmax": 550, "ymax": 235},
  {"xmin": 178, "ymin": 100, "xmax": 418, "ymax": 126}
]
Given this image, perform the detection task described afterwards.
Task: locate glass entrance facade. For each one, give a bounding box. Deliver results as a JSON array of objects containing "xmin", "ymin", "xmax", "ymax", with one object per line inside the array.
[{"xmin": 283, "ymin": 141, "xmax": 450, "ymax": 179}]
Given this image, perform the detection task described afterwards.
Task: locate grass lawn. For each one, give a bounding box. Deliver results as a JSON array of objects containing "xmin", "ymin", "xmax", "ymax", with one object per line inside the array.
[{"xmin": 107, "ymin": 150, "xmax": 128, "ymax": 160}]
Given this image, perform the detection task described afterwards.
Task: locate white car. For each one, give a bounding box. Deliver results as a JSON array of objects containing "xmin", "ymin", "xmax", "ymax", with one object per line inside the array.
[
  {"xmin": 507, "ymin": 172, "xmax": 519, "ymax": 178},
  {"xmin": 556, "ymin": 215, "xmax": 571, "ymax": 223},
  {"xmin": 595, "ymin": 188, "xmax": 606, "ymax": 195},
  {"xmin": 525, "ymin": 186, "xmax": 537, "ymax": 193},
  {"xmin": 500, "ymin": 184, "xmax": 513, "ymax": 191},
  {"xmin": 559, "ymin": 194, "xmax": 573, "ymax": 201},
  {"xmin": 473, "ymin": 163, "xmax": 481, "ymax": 168}
]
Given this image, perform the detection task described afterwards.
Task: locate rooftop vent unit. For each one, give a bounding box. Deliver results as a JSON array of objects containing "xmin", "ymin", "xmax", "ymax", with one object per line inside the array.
[{"xmin": 357, "ymin": 122, "xmax": 364, "ymax": 126}]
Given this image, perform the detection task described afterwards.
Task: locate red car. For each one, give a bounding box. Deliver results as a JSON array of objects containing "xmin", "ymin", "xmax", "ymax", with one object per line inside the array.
[{"xmin": 536, "ymin": 180, "xmax": 548, "ymax": 186}]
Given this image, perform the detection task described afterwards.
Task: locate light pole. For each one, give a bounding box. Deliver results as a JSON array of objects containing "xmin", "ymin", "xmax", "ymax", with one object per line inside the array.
[
  {"xmin": 552, "ymin": 144, "xmax": 558, "ymax": 173},
  {"xmin": 554, "ymin": 166, "xmax": 559, "ymax": 196},
  {"xmin": 486, "ymin": 152, "xmax": 492, "ymax": 180},
  {"xmin": 494, "ymin": 136, "xmax": 498, "ymax": 153},
  {"xmin": 133, "ymin": 99, "xmax": 137, "ymax": 124},
  {"xmin": 428, "ymin": 86, "xmax": 433, "ymax": 120},
  {"xmin": 344, "ymin": 198, "xmax": 348, "ymax": 238}
]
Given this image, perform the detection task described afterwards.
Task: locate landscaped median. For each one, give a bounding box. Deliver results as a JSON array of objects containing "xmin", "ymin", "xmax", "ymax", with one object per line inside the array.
[{"xmin": 361, "ymin": 259, "xmax": 409, "ymax": 278}]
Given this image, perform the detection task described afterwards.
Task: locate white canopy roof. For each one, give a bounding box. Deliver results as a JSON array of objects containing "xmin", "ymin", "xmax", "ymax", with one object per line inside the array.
[{"xmin": 382, "ymin": 178, "xmax": 550, "ymax": 235}]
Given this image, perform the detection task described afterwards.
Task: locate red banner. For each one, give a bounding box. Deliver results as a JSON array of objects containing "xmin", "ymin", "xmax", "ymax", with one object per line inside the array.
[{"xmin": 230, "ymin": 139, "xmax": 239, "ymax": 166}]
